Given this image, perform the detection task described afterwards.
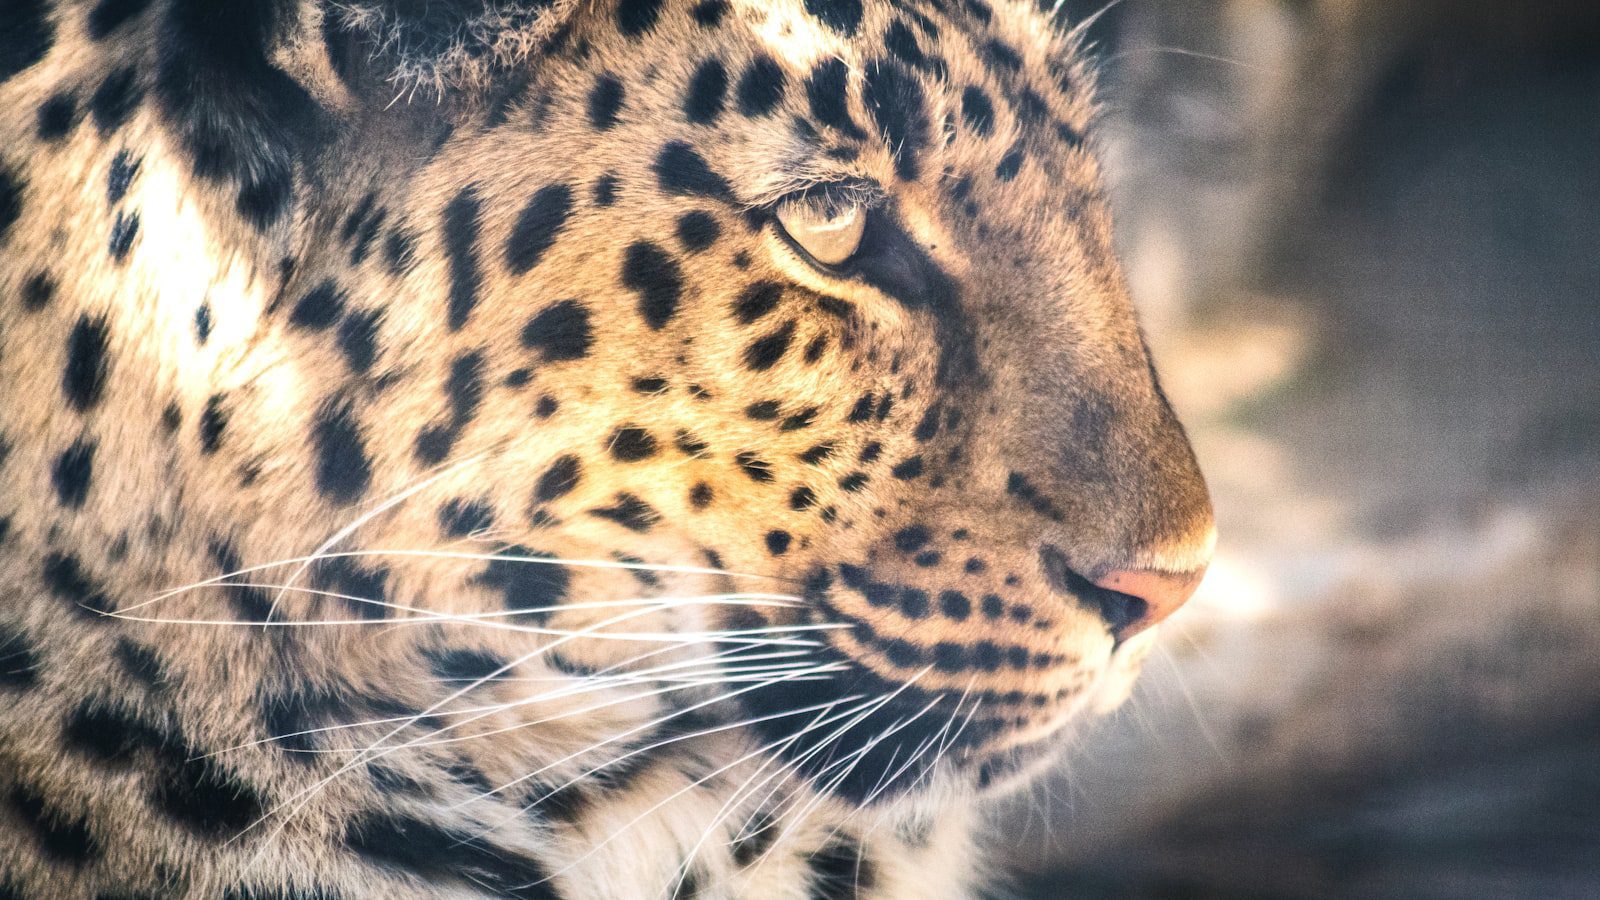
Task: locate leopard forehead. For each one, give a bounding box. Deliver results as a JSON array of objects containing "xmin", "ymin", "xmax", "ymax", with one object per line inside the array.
[{"xmin": 0, "ymin": 0, "xmax": 1214, "ymax": 896}]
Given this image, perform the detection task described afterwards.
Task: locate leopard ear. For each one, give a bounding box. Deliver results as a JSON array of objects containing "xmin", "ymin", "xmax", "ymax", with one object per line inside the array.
[{"xmin": 327, "ymin": 0, "xmax": 584, "ymax": 97}]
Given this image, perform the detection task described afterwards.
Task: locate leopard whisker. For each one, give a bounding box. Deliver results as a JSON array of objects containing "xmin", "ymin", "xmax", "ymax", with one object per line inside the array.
[
  {"xmin": 235, "ymin": 600, "xmax": 725, "ymax": 853},
  {"xmin": 225, "ymin": 643, "xmax": 815, "ymax": 754},
  {"xmin": 458, "ymin": 664, "xmax": 852, "ymax": 814},
  {"xmin": 270, "ymin": 451, "xmax": 492, "ymax": 623},
  {"xmin": 517, "ymin": 692, "xmax": 886, "ymax": 894}
]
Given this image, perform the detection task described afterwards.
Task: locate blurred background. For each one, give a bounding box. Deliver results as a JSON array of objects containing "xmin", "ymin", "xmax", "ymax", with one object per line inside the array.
[{"xmin": 997, "ymin": 2, "xmax": 1600, "ymax": 897}]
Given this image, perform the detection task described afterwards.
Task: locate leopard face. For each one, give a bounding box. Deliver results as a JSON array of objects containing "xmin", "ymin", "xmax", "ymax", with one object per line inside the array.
[{"xmin": 0, "ymin": 0, "xmax": 1213, "ymax": 894}]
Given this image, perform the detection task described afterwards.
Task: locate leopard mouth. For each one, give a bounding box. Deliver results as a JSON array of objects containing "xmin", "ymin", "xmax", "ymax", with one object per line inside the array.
[{"xmin": 733, "ymin": 627, "xmax": 1075, "ymax": 806}]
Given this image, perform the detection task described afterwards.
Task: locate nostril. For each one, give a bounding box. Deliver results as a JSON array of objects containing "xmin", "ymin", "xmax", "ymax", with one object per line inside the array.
[
  {"xmin": 1093, "ymin": 567, "xmax": 1204, "ymax": 639},
  {"xmin": 1039, "ymin": 545, "xmax": 1147, "ymax": 638}
]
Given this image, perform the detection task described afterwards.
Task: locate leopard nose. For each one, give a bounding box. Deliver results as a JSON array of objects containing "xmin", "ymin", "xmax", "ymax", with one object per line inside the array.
[{"xmin": 1093, "ymin": 566, "xmax": 1206, "ymax": 639}]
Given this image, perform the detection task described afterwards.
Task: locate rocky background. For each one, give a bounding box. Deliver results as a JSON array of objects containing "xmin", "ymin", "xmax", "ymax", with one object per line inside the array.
[{"xmin": 998, "ymin": 2, "xmax": 1600, "ymax": 897}]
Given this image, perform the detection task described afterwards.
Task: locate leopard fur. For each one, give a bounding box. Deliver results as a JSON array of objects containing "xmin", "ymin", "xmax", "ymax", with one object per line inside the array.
[{"xmin": 0, "ymin": 1, "xmax": 1213, "ymax": 897}]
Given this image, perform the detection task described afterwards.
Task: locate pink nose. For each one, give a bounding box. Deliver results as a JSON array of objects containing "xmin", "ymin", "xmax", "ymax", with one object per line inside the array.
[{"xmin": 1094, "ymin": 566, "xmax": 1206, "ymax": 639}]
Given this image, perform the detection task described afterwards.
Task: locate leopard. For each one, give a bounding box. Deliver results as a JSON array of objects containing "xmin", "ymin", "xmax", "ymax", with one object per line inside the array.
[{"xmin": 0, "ymin": 1, "xmax": 1215, "ymax": 897}]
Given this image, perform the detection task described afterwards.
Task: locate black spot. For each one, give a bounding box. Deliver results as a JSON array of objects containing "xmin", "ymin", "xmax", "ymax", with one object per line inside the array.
[
  {"xmin": 63, "ymin": 314, "xmax": 112, "ymax": 411},
  {"xmin": 536, "ymin": 395, "xmax": 558, "ymax": 417},
  {"xmin": 8, "ymin": 784, "xmax": 98, "ymax": 865},
  {"xmin": 52, "ymin": 439, "xmax": 96, "ymax": 507},
  {"xmin": 960, "ymin": 85, "xmax": 994, "ymax": 136},
  {"xmin": 592, "ymin": 173, "xmax": 620, "ymax": 206},
  {"xmin": 337, "ymin": 309, "xmax": 381, "ymax": 374},
  {"xmin": 939, "ymin": 590, "xmax": 970, "ymax": 620},
  {"xmin": 41, "ymin": 551, "xmax": 114, "ymax": 618},
  {"xmin": 632, "ymin": 376, "xmax": 668, "ymax": 394},
  {"xmin": 588, "ymin": 493, "xmax": 661, "ymax": 532},
  {"xmin": 838, "ymin": 471, "xmax": 868, "ymax": 492},
  {"xmin": 383, "ymin": 228, "xmax": 417, "ymax": 274},
  {"xmin": 744, "ymin": 320, "xmax": 796, "ymax": 371},
  {"xmin": 289, "ymin": 280, "xmax": 345, "ymax": 330},
  {"xmin": 653, "ymin": 141, "xmax": 734, "ymax": 201},
  {"xmin": 737, "ymin": 54, "xmax": 786, "ymax": 117},
  {"xmin": 476, "ymin": 545, "xmax": 570, "ymax": 624},
  {"xmin": 522, "ymin": 299, "xmax": 593, "ymax": 362},
  {"xmin": 535, "ymin": 455, "xmax": 581, "ymax": 501},
  {"xmin": 981, "ymin": 38, "xmax": 1023, "ymax": 73},
  {"xmin": 0, "ymin": 165, "xmax": 21, "ymax": 242},
  {"xmin": 805, "ymin": 59, "xmax": 864, "ymax": 139},
  {"xmin": 995, "ymin": 138, "xmax": 1025, "ymax": 181},
  {"xmin": 884, "ymin": 21, "xmax": 931, "ymax": 72},
  {"xmin": 344, "ymin": 811, "xmax": 559, "ymax": 900},
  {"xmin": 22, "ymin": 271, "xmax": 54, "ymax": 310},
  {"xmin": 1057, "ymin": 119, "xmax": 1085, "ymax": 149},
  {"xmin": 899, "ymin": 588, "xmax": 930, "ymax": 618},
  {"xmin": 932, "ymin": 641, "xmax": 966, "ymax": 672},
  {"xmin": 689, "ymin": 482, "xmax": 713, "ymax": 508},
  {"xmin": 0, "ymin": 623, "xmax": 40, "ymax": 690},
  {"xmin": 735, "ymin": 451, "xmax": 773, "ymax": 483},
  {"xmin": 809, "ymin": 837, "xmax": 874, "ymax": 899},
  {"xmin": 116, "ymin": 637, "xmax": 167, "ymax": 685},
  {"xmin": 1, "ymin": 0, "xmax": 53, "ymax": 83},
  {"xmin": 506, "ymin": 183, "xmax": 575, "ymax": 274},
  {"xmin": 108, "ymin": 210, "xmax": 140, "ymax": 260},
  {"xmin": 194, "ymin": 301, "xmax": 212, "ymax": 344},
  {"xmin": 891, "ymin": 456, "xmax": 924, "ymax": 479},
  {"xmin": 981, "ymin": 594, "xmax": 1004, "ymax": 619},
  {"xmin": 622, "ymin": 241, "xmax": 682, "ymax": 329},
  {"xmin": 443, "ymin": 350, "xmax": 486, "ymax": 427},
  {"xmin": 311, "ymin": 401, "xmax": 370, "ymax": 504},
  {"xmin": 684, "ymin": 59, "xmax": 727, "ymax": 125},
  {"xmin": 1005, "ymin": 471, "xmax": 1064, "ymax": 521},
  {"xmin": 425, "ymin": 647, "xmax": 508, "ymax": 684},
  {"xmin": 847, "ymin": 393, "xmax": 875, "ymax": 423},
  {"xmin": 36, "ymin": 91, "xmax": 78, "ymax": 140},
  {"xmin": 587, "ymin": 74, "xmax": 624, "ymax": 129},
  {"xmin": 211, "ymin": 541, "xmax": 272, "ymax": 623},
  {"xmin": 764, "ymin": 530, "xmax": 792, "ymax": 556},
  {"xmin": 799, "ymin": 443, "xmax": 835, "ymax": 465},
  {"xmin": 781, "ymin": 408, "xmax": 818, "ymax": 431},
  {"xmin": 441, "ymin": 185, "xmax": 483, "ymax": 330},
  {"xmin": 691, "ymin": 0, "xmax": 728, "ymax": 28},
  {"xmin": 964, "ymin": 0, "xmax": 993, "ymax": 25},
  {"xmin": 803, "ymin": 0, "xmax": 862, "ymax": 37},
  {"xmin": 745, "ymin": 400, "xmax": 781, "ymax": 421},
  {"xmin": 731, "ymin": 812, "xmax": 779, "ymax": 866},
  {"xmin": 616, "ymin": 0, "xmax": 664, "ymax": 37},
  {"xmin": 893, "ymin": 525, "xmax": 931, "ymax": 553},
  {"xmin": 63, "ymin": 699, "xmax": 165, "ymax": 766},
  {"xmin": 151, "ymin": 750, "xmax": 266, "ymax": 838},
  {"xmin": 199, "ymin": 393, "xmax": 229, "ymax": 453},
  {"xmin": 675, "ymin": 210, "xmax": 720, "ymax": 253},
  {"xmin": 913, "ymin": 403, "xmax": 942, "ymax": 441},
  {"xmin": 972, "ymin": 641, "xmax": 1001, "ymax": 671},
  {"xmin": 789, "ymin": 486, "xmax": 815, "ymax": 511},
  {"xmin": 1017, "ymin": 87, "xmax": 1050, "ymax": 126},
  {"xmin": 608, "ymin": 425, "xmax": 658, "ymax": 461},
  {"xmin": 862, "ymin": 59, "xmax": 930, "ymax": 180},
  {"xmin": 439, "ymin": 498, "xmax": 494, "ymax": 537},
  {"xmin": 89, "ymin": 65, "xmax": 141, "ymax": 135},
  {"xmin": 413, "ymin": 424, "xmax": 455, "ymax": 466},
  {"xmin": 733, "ymin": 281, "xmax": 782, "ymax": 324},
  {"xmin": 89, "ymin": 0, "xmax": 154, "ymax": 40}
]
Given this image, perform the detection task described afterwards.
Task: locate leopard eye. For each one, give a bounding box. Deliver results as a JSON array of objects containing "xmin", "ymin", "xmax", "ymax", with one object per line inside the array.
[{"xmin": 775, "ymin": 198, "xmax": 866, "ymax": 267}]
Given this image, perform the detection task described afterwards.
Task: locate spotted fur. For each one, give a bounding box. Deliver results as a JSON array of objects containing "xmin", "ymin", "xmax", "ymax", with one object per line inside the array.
[{"xmin": 0, "ymin": 1, "xmax": 1212, "ymax": 897}]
